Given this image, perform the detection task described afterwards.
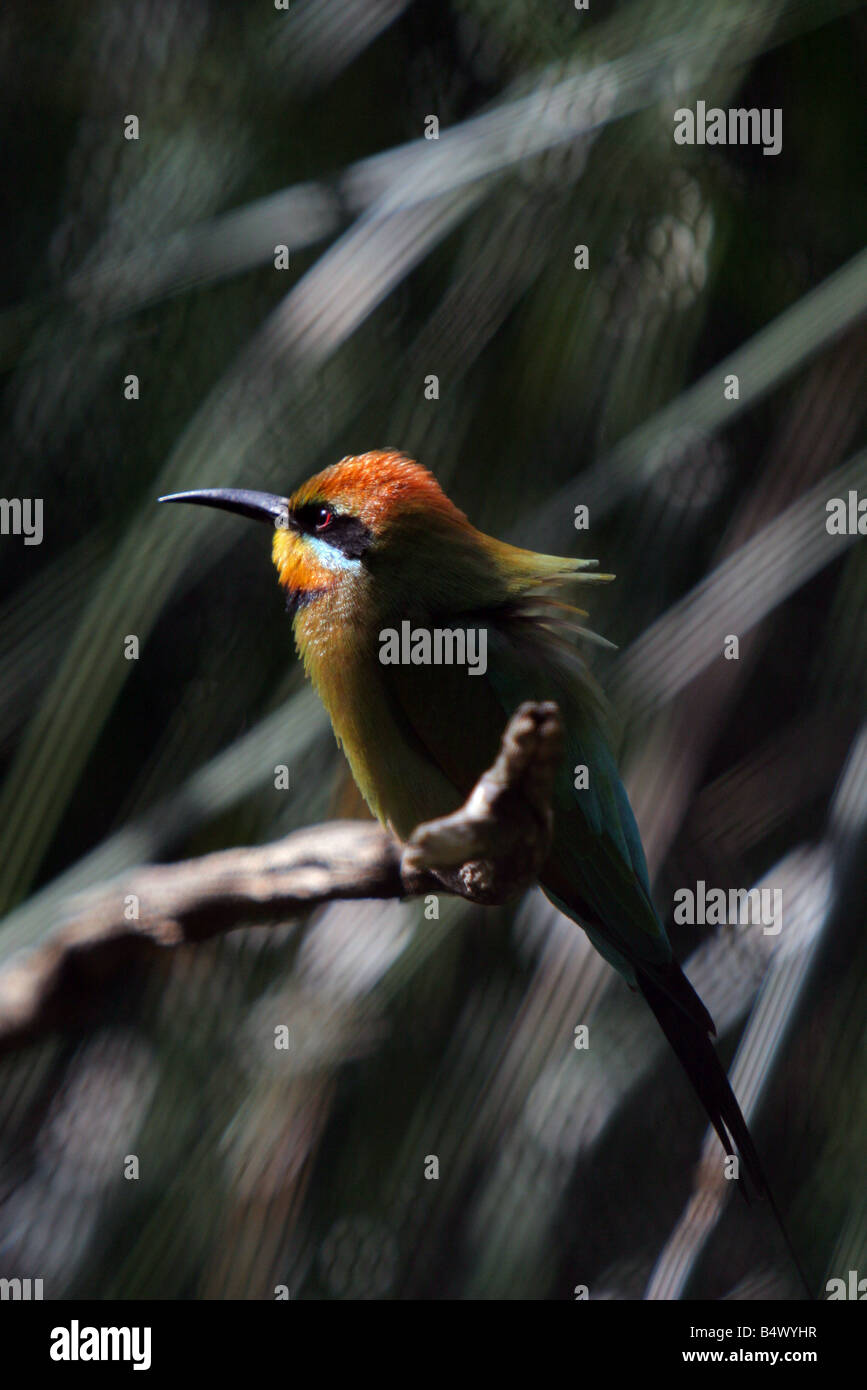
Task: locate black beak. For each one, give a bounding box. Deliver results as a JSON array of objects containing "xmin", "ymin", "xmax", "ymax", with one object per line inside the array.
[{"xmin": 158, "ymin": 488, "xmax": 291, "ymax": 528}]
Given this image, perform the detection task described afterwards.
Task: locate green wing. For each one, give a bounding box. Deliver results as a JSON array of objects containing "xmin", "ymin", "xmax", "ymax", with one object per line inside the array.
[
  {"xmin": 382, "ymin": 615, "xmax": 673, "ymax": 984},
  {"xmin": 483, "ymin": 623, "xmax": 672, "ymax": 981}
]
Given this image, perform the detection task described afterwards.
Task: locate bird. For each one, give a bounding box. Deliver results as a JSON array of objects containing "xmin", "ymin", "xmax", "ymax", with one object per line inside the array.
[{"xmin": 159, "ymin": 447, "xmax": 798, "ymax": 1258}]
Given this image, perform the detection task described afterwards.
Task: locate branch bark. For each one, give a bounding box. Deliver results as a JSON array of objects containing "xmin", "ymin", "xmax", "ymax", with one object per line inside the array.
[{"xmin": 0, "ymin": 701, "xmax": 562, "ymax": 1052}]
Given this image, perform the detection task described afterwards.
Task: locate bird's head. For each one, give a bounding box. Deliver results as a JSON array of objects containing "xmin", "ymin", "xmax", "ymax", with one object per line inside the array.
[{"xmin": 160, "ymin": 449, "xmax": 502, "ymax": 620}]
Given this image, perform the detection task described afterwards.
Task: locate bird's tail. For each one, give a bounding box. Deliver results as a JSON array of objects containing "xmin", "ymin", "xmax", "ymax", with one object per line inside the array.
[
  {"xmin": 636, "ymin": 964, "xmax": 765, "ymax": 1195},
  {"xmin": 636, "ymin": 962, "xmax": 814, "ymax": 1297}
]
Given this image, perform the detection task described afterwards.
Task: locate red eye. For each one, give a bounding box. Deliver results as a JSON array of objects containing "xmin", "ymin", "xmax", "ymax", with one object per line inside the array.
[{"xmin": 315, "ymin": 505, "xmax": 333, "ymax": 531}]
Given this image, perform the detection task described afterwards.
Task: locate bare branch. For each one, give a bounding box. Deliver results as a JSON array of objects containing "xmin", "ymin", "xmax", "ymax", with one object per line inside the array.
[{"xmin": 0, "ymin": 702, "xmax": 562, "ymax": 1052}]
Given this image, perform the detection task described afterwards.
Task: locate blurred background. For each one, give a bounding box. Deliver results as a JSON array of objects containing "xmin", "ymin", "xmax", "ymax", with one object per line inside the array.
[{"xmin": 0, "ymin": 0, "xmax": 865, "ymax": 1300}]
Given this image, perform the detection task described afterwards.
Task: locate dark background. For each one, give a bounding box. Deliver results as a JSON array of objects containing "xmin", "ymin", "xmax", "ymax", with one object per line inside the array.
[{"xmin": 0, "ymin": 0, "xmax": 865, "ymax": 1299}]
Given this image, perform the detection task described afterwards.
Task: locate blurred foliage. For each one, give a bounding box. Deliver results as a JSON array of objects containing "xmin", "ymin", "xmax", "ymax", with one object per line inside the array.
[{"xmin": 0, "ymin": 0, "xmax": 865, "ymax": 1299}]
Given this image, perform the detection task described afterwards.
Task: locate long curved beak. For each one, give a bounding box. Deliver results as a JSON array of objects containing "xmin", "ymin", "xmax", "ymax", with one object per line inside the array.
[{"xmin": 158, "ymin": 488, "xmax": 291, "ymax": 528}]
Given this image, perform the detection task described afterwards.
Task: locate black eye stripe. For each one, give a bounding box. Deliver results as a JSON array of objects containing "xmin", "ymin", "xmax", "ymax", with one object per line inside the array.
[{"xmin": 291, "ymin": 503, "xmax": 372, "ymax": 560}]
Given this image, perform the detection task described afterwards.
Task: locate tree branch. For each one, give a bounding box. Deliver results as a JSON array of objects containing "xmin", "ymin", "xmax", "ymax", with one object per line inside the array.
[{"xmin": 0, "ymin": 701, "xmax": 562, "ymax": 1052}]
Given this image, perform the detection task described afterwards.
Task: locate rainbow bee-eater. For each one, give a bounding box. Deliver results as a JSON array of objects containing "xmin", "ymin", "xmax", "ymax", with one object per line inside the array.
[{"xmin": 160, "ymin": 448, "xmax": 767, "ymax": 1195}]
